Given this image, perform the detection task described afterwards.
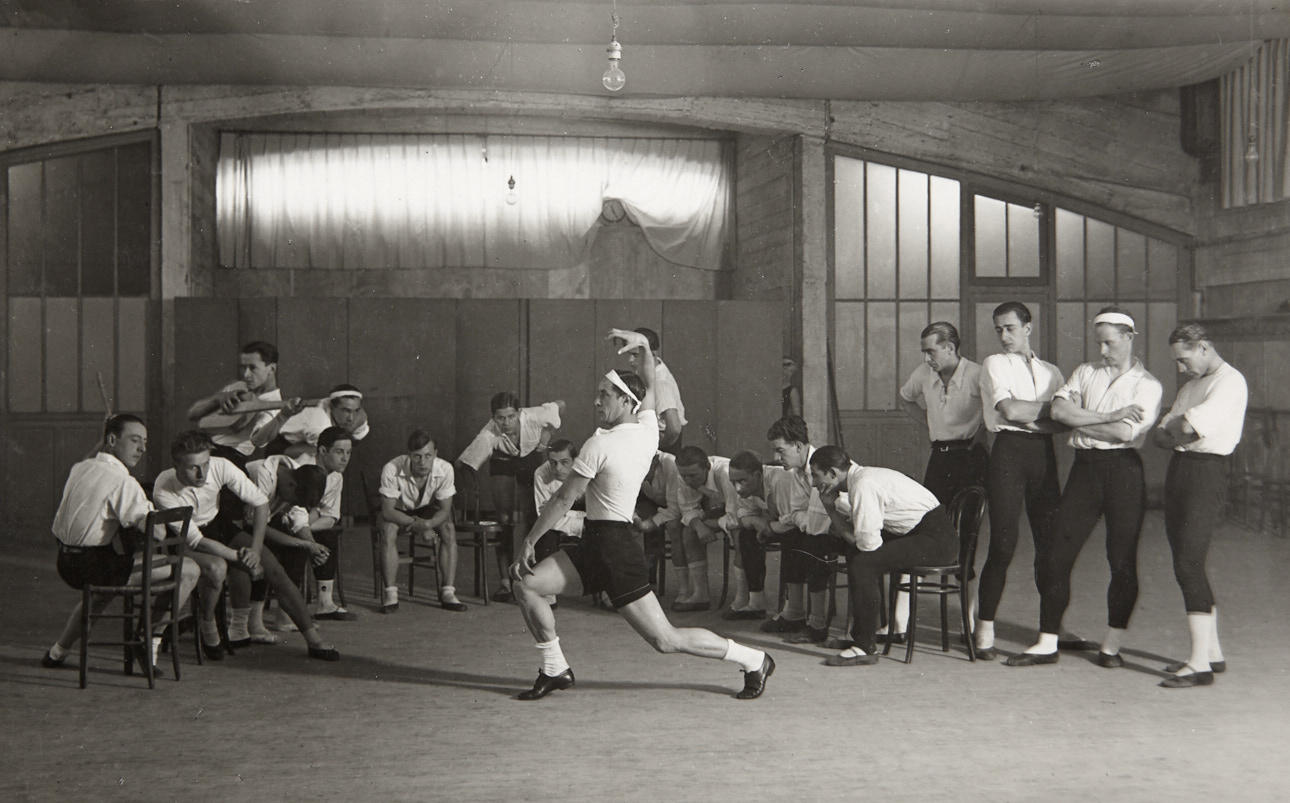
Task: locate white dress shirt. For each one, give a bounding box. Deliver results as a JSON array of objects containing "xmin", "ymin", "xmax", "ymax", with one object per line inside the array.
[
  {"xmin": 677, "ymin": 455, "xmax": 741, "ymax": 534},
  {"xmin": 52, "ymin": 452, "xmax": 154, "ymax": 548},
  {"xmin": 771, "ymin": 456, "xmax": 832, "ymax": 536},
  {"xmin": 457, "ymin": 402, "xmax": 562, "ymax": 471},
  {"xmin": 1158, "ymin": 361, "xmax": 1248, "ymax": 456},
  {"xmin": 278, "ymin": 400, "xmax": 370, "ymax": 455},
  {"xmin": 900, "ymin": 358, "xmax": 984, "ymax": 442},
  {"xmin": 379, "ymin": 455, "xmax": 456, "ymax": 510},
  {"xmin": 153, "ymin": 456, "xmax": 269, "ymax": 545},
  {"xmin": 980, "ymin": 351, "xmax": 1065, "ymax": 433},
  {"xmin": 1054, "ymin": 359, "xmax": 1163, "ymax": 450},
  {"xmin": 834, "ymin": 463, "xmax": 940, "ymax": 552},
  {"xmin": 639, "ymin": 451, "xmax": 684, "ymax": 527}
]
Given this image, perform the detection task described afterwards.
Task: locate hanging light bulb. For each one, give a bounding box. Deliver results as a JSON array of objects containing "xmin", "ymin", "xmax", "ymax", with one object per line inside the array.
[
  {"xmin": 505, "ymin": 175, "xmax": 519, "ymax": 205},
  {"xmin": 602, "ymin": 8, "xmax": 625, "ymax": 92},
  {"xmin": 1245, "ymin": 134, "xmax": 1260, "ymax": 164}
]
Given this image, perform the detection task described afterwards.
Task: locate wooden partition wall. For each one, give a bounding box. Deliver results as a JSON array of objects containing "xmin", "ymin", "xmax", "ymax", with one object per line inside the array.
[{"xmin": 172, "ymin": 298, "xmax": 782, "ymax": 517}]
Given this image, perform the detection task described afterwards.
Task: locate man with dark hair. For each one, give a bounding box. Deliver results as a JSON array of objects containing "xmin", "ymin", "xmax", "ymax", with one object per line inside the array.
[
  {"xmin": 809, "ymin": 445, "xmax": 956, "ymax": 666},
  {"xmin": 457, "ymin": 392, "xmax": 565, "ymax": 602},
  {"xmin": 306, "ymin": 426, "xmax": 355, "ymax": 619},
  {"xmin": 1152, "ymin": 323, "xmax": 1247, "ymax": 688},
  {"xmin": 532, "ymin": 439, "xmax": 585, "ymax": 555},
  {"xmin": 975, "ymin": 300, "xmax": 1071, "ymax": 660},
  {"xmin": 153, "ymin": 430, "xmax": 339, "ymax": 661},
  {"xmin": 725, "ymin": 450, "xmax": 777, "ymax": 620},
  {"xmin": 42, "ymin": 415, "xmax": 201, "ymax": 674},
  {"xmin": 272, "ymin": 383, "xmax": 370, "ymax": 460},
  {"xmin": 758, "ymin": 415, "xmax": 834, "ymax": 642},
  {"xmin": 185, "ymin": 341, "xmax": 305, "ymax": 465},
  {"xmin": 671, "ymin": 445, "xmax": 740, "ymax": 612},
  {"xmin": 1009, "ymin": 307, "xmax": 1162, "ymax": 668},
  {"xmin": 632, "ymin": 450, "xmax": 685, "ymax": 600},
  {"xmin": 510, "ymin": 329, "xmax": 774, "ymax": 701},
  {"xmin": 377, "ymin": 429, "xmax": 464, "ymax": 613},
  {"xmin": 620, "ymin": 327, "xmax": 686, "ymax": 454}
]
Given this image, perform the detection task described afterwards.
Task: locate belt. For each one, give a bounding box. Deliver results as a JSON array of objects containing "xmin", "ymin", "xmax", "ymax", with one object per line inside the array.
[
  {"xmin": 931, "ymin": 439, "xmax": 975, "ymax": 453},
  {"xmin": 1173, "ymin": 451, "xmax": 1229, "ymax": 462},
  {"xmin": 995, "ymin": 429, "xmax": 1051, "ymax": 440},
  {"xmin": 58, "ymin": 543, "xmax": 113, "ymax": 555}
]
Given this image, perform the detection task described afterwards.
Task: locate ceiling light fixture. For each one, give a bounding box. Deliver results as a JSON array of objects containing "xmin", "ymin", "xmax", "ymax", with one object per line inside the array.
[{"xmin": 602, "ymin": 3, "xmax": 625, "ymax": 92}]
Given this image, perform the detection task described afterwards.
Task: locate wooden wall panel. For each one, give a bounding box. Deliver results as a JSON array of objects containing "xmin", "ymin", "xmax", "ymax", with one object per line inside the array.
[
  {"xmin": 237, "ymin": 297, "xmax": 277, "ymax": 350},
  {"xmin": 172, "ymin": 298, "xmax": 239, "ymax": 435},
  {"xmin": 528, "ymin": 299, "xmax": 598, "ymax": 447},
  {"xmin": 80, "ymin": 297, "xmax": 115, "ymax": 412},
  {"xmin": 593, "ymin": 300, "xmax": 662, "ymax": 381},
  {"xmin": 276, "ymin": 297, "xmax": 348, "ymax": 397},
  {"xmin": 714, "ymin": 301, "xmax": 782, "ymax": 458},
  {"xmin": 117, "ymin": 297, "xmax": 149, "ymax": 413},
  {"xmin": 663, "ymin": 301, "xmax": 719, "ymax": 452},
  {"xmin": 2, "ymin": 426, "xmax": 54, "ymax": 526},
  {"xmin": 454, "ymin": 300, "xmax": 521, "ymax": 460}
]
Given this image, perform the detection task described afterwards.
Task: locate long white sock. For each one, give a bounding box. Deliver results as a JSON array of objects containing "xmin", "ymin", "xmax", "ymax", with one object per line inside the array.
[
  {"xmin": 687, "ymin": 562, "xmax": 710, "ymax": 602},
  {"xmin": 49, "ymin": 643, "xmax": 69, "ymax": 661},
  {"xmin": 807, "ymin": 590, "xmax": 829, "ymax": 630},
  {"xmin": 731, "ymin": 567, "xmax": 749, "ymax": 610},
  {"xmin": 747, "ymin": 590, "xmax": 767, "ymax": 612},
  {"xmin": 1026, "ymin": 632, "xmax": 1058, "ymax": 654},
  {"xmin": 892, "ymin": 580, "xmax": 910, "ymax": 633},
  {"xmin": 1210, "ymin": 606, "xmax": 1225, "ymax": 662},
  {"xmin": 248, "ymin": 600, "xmax": 269, "ymax": 634},
  {"xmin": 722, "ymin": 638, "xmax": 765, "ymax": 672},
  {"xmin": 200, "ymin": 617, "xmax": 220, "ymax": 642},
  {"xmin": 441, "ymin": 585, "xmax": 460, "ymax": 604},
  {"xmin": 229, "ymin": 607, "xmax": 250, "ymax": 641},
  {"xmin": 384, "ymin": 585, "xmax": 399, "ymax": 606},
  {"xmin": 536, "ymin": 638, "xmax": 570, "ymax": 676},
  {"xmin": 1183, "ymin": 612, "xmax": 1214, "ymax": 673},
  {"xmin": 975, "ymin": 619, "xmax": 995, "ymax": 649},
  {"xmin": 316, "ymin": 580, "xmax": 336, "ymax": 609},
  {"xmin": 150, "ymin": 635, "xmax": 163, "ymax": 666},
  {"xmin": 1101, "ymin": 627, "xmax": 1127, "ymax": 656},
  {"xmin": 781, "ymin": 583, "xmax": 806, "ymax": 621}
]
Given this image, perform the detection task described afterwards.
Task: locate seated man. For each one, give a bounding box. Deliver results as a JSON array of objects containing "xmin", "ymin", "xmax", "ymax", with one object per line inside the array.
[
  {"xmin": 153, "ymin": 430, "xmax": 340, "ymax": 661},
  {"xmin": 306, "ymin": 426, "xmax": 356, "ymax": 619},
  {"xmin": 42, "ymin": 414, "xmax": 200, "ymax": 674},
  {"xmin": 533, "ymin": 439, "xmax": 585, "ymax": 559},
  {"xmin": 457, "ymin": 392, "xmax": 564, "ymax": 602},
  {"xmin": 725, "ymin": 450, "xmax": 777, "ymax": 620},
  {"xmin": 620, "ymin": 327, "xmax": 686, "ymax": 454},
  {"xmin": 185, "ymin": 340, "xmax": 304, "ymax": 467},
  {"xmin": 269, "ymin": 383, "xmax": 370, "ymax": 461},
  {"xmin": 377, "ymin": 429, "xmax": 465, "ymax": 613},
  {"xmin": 671, "ymin": 446, "xmax": 741, "ymax": 612},
  {"xmin": 631, "ymin": 450, "xmax": 685, "ymax": 598},
  {"xmin": 810, "ymin": 445, "xmax": 956, "ymax": 667}
]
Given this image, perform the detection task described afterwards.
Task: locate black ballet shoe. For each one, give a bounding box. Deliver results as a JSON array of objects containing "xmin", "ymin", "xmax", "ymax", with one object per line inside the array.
[
  {"xmin": 307, "ymin": 645, "xmax": 341, "ymax": 661},
  {"xmin": 1159, "ymin": 665, "xmax": 1214, "ymax": 688},
  {"xmin": 41, "ymin": 650, "xmax": 67, "ymax": 669},
  {"xmin": 736, "ymin": 654, "xmax": 775, "ymax": 699},
  {"xmin": 1004, "ymin": 651, "xmax": 1059, "ymax": 667},
  {"xmin": 1056, "ymin": 637, "xmax": 1099, "ymax": 652},
  {"xmin": 1096, "ymin": 651, "xmax": 1125, "ymax": 668},
  {"xmin": 518, "ymin": 669, "xmax": 575, "ymax": 700},
  {"xmin": 974, "ymin": 646, "xmax": 998, "ymax": 661},
  {"xmin": 202, "ymin": 640, "xmax": 228, "ymax": 660},
  {"xmin": 1165, "ymin": 659, "xmax": 1225, "ymax": 674}
]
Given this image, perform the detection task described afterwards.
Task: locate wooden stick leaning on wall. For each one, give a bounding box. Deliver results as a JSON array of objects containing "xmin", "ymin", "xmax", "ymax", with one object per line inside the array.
[{"xmin": 82, "ymin": 371, "xmax": 114, "ymax": 461}]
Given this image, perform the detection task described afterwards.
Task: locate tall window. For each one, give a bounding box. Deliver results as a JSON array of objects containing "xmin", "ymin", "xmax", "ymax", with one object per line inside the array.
[{"xmin": 4, "ymin": 137, "xmax": 154, "ymax": 414}]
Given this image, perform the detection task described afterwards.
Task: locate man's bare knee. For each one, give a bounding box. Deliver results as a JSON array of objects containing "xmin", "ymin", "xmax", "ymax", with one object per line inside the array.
[{"xmin": 644, "ymin": 628, "xmax": 682, "ymax": 654}]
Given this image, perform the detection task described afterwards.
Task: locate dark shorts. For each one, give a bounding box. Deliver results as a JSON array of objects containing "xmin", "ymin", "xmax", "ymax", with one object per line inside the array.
[
  {"xmin": 56, "ymin": 541, "xmax": 136, "ymax": 590},
  {"xmin": 489, "ymin": 450, "xmax": 545, "ymax": 485},
  {"xmin": 564, "ymin": 520, "xmax": 653, "ymax": 609},
  {"xmin": 200, "ymin": 514, "xmax": 245, "ymax": 546}
]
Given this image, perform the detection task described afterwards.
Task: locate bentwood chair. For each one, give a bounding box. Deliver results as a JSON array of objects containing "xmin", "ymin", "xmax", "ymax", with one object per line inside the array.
[
  {"xmin": 452, "ymin": 481, "xmax": 507, "ymax": 605},
  {"xmin": 885, "ymin": 486, "xmax": 988, "ymax": 664},
  {"xmin": 80, "ymin": 506, "xmax": 193, "ymax": 689},
  {"xmin": 360, "ymin": 472, "xmax": 439, "ymax": 602}
]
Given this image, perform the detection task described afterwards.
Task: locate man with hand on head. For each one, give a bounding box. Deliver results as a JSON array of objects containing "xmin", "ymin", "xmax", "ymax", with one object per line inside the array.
[{"xmin": 270, "ymin": 383, "xmax": 370, "ymax": 461}]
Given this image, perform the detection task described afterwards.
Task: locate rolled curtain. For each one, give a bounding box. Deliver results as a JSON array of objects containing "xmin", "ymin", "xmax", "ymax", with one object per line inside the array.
[
  {"xmin": 1221, "ymin": 39, "xmax": 1290, "ymax": 208},
  {"xmin": 217, "ymin": 133, "xmax": 729, "ymax": 270}
]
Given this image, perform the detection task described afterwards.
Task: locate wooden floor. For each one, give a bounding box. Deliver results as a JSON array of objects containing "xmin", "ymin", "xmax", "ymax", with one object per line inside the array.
[{"xmin": 3, "ymin": 511, "xmax": 1288, "ymax": 801}]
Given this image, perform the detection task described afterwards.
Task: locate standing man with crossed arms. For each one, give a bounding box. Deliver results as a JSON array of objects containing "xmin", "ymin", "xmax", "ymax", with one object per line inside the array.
[
  {"xmin": 509, "ymin": 329, "xmax": 774, "ymax": 701},
  {"xmin": 1007, "ymin": 307, "xmax": 1162, "ymax": 667}
]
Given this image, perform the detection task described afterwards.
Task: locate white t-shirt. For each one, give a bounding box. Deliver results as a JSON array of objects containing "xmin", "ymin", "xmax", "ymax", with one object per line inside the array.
[
  {"xmin": 1158, "ymin": 361, "xmax": 1248, "ymax": 456},
  {"xmin": 153, "ymin": 456, "xmax": 268, "ymax": 544},
  {"xmin": 835, "ymin": 463, "xmax": 940, "ymax": 552},
  {"xmin": 278, "ymin": 399, "xmax": 370, "ymax": 453},
  {"xmin": 572, "ymin": 410, "xmax": 660, "ymax": 522}
]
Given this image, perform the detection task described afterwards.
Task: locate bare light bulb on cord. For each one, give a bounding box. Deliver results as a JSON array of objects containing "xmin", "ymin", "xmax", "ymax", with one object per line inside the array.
[
  {"xmin": 602, "ymin": 8, "xmax": 625, "ymax": 92},
  {"xmin": 505, "ymin": 175, "xmax": 518, "ymax": 205}
]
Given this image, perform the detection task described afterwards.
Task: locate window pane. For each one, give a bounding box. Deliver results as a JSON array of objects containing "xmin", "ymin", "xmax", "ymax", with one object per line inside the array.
[
  {"xmin": 834, "ymin": 302, "xmax": 865, "ymax": 409},
  {"xmin": 80, "ymin": 150, "xmax": 117, "ymax": 296},
  {"xmin": 44, "ymin": 157, "xmax": 80, "ymax": 296},
  {"xmin": 1147, "ymin": 239, "xmax": 1178, "ymax": 301},
  {"xmin": 45, "ymin": 297, "xmax": 79, "ymax": 412},
  {"xmin": 929, "ymin": 301, "xmax": 961, "ymax": 345},
  {"xmin": 1055, "ymin": 209, "xmax": 1084, "ymax": 299},
  {"xmin": 1006, "ymin": 202, "xmax": 1040, "ymax": 277},
  {"xmin": 1116, "ymin": 229, "xmax": 1147, "ymax": 299},
  {"xmin": 866, "ymin": 163, "xmax": 896, "ymax": 297},
  {"xmin": 7, "ymin": 298, "xmax": 43, "ymax": 411},
  {"xmin": 833, "ymin": 156, "xmax": 865, "ymax": 299},
  {"xmin": 1057, "ymin": 302, "xmax": 1086, "ymax": 373},
  {"xmin": 866, "ymin": 302, "xmax": 897, "ymax": 410},
  {"xmin": 1085, "ymin": 218, "xmax": 1115, "ymax": 297},
  {"xmin": 897, "ymin": 169, "xmax": 928, "ymax": 298},
  {"xmin": 929, "ymin": 176, "xmax": 959, "ymax": 297},
  {"xmin": 116, "ymin": 142, "xmax": 152, "ymax": 296},
  {"xmin": 974, "ymin": 195, "xmax": 1006, "ymax": 277},
  {"xmin": 898, "ymin": 302, "xmax": 928, "ymax": 394},
  {"xmin": 118, "ymin": 297, "xmax": 148, "ymax": 412},
  {"xmin": 7, "ymin": 162, "xmax": 43, "ymax": 296},
  {"xmin": 81, "ymin": 297, "xmax": 115, "ymax": 411}
]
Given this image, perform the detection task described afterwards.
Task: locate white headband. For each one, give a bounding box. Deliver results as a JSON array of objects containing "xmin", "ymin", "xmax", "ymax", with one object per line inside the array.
[
  {"xmin": 605, "ymin": 370, "xmax": 642, "ymax": 413},
  {"xmin": 329, "ymin": 389, "xmax": 363, "ymax": 401},
  {"xmin": 1093, "ymin": 312, "xmax": 1136, "ymax": 333}
]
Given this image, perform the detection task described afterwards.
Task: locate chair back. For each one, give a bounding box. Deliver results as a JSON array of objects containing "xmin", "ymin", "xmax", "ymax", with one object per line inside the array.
[
  {"xmin": 143, "ymin": 505, "xmax": 193, "ymax": 613},
  {"xmin": 454, "ymin": 473, "xmax": 501, "ymax": 528},
  {"xmin": 947, "ymin": 486, "xmax": 987, "ymax": 571}
]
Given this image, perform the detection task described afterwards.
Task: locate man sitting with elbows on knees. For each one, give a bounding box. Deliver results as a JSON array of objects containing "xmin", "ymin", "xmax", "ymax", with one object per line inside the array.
[
  {"xmin": 632, "ymin": 450, "xmax": 685, "ymax": 599},
  {"xmin": 671, "ymin": 446, "xmax": 741, "ymax": 613},
  {"xmin": 269, "ymin": 383, "xmax": 370, "ymax": 461},
  {"xmin": 377, "ymin": 429, "xmax": 465, "ymax": 613},
  {"xmin": 304, "ymin": 426, "xmax": 356, "ymax": 619},
  {"xmin": 532, "ymin": 439, "xmax": 585, "ymax": 605},
  {"xmin": 42, "ymin": 414, "xmax": 201, "ymax": 674},
  {"xmin": 153, "ymin": 430, "xmax": 339, "ymax": 661}
]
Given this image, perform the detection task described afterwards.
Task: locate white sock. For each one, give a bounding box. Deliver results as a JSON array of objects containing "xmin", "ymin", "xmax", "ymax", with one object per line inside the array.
[
  {"xmin": 536, "ymin": 638, "xmax": 570, "ymax": 676},
  {"xmin": 975, "ymin": 619, "xmax": 995, "ymax": 649},
  {"xmin": 384, "ymin": 585, "xmax": 399, "ymax": 606},
  {"xmin": 1184, "ymin": 612, "xmax": 1214, "ymax": 673},
  {"xmin": 150, "ymin": 635, "xmax": 163, "ymax": 665},
  {"xmin": 1026, "ymin": 632, "xmax": 1058, "ymax": 654},
  {"xmin": 1101, "ymin": 627, "xmax": 1127, "ymax": 655},
  {"xmin": 229, "ymin": 608, "xmax": 250, "ymax": 641},
  {"xmin": 747, "ymin": 590, "xmax": 767, "ymax": 611},
  {"xmin": 892, "ymin": 581, "xmax": 910, "ymax": 633},
  {"xmin": 248, "ymin": 600, "xmax": 268, "ymax": 634},
  {"xmin": 731, "ymin": 567, "xmax": 749, "ymax": 610},
  {"xmin": 807, "ymin": 590, "xmax": 829, "ymax": 629},
  {"xmin": 839, "ymin": 645, "xmax": 871, "ymax": 658},
  {"xmin": 687, "ymin": 562, "xmax": 709, "ymax": 602},
  {"xmin": 1209, "ymin": 606, "xmax": 1225, "ymax": 662},
  {"xmin": 722, "ymin": 639, "xmax": 765, "ymax": 673},
  {"xmin": 317, "ymin": 580, "xmax": 335, "ymax": 609},
  {"xmin": 200, "ymin": 617, "xmax": 220, "ymax": 642},
  {"xmin": 441, "ymin": 585, "xmax": 460, "ymax": 604},
  {"xmin": 49, "ymin": 643, "xmax": 68, "ymax": 661},
  {"xmin": 781, "ymin": 584, "xmax": 806, "ymax": 621}
]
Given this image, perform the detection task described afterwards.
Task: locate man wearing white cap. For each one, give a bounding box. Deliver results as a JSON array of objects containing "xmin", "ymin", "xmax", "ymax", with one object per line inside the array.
[
  {"xmin": 1007, "ymin": 306, "xmax": 1163, "ymax": 667},
  {"xmin": 271, "ymin": 383, "xmax": 370, "ymax": 461}
]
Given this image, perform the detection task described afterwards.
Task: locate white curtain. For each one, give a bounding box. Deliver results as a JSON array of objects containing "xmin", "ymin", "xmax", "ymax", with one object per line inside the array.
[
  {"xmin": 1221, "ymin": 39, "xmax": 1290, "ymax": 208},
  {"xmin": 217, "ymin": 133, "xmax": 729, "ymax": 270}
]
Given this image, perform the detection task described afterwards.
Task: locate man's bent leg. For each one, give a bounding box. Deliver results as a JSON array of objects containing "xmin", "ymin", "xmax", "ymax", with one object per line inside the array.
[
  {"xmin": 514, "ymin": 551, "xmax": 582, "ymax": 699},
  {"xmin": 436, "ymin": 522, "xmax": 466, "ymax": 609},
  {"xmin": 378, "ymin": 518, "xmax": 401, "ymax": 610}
]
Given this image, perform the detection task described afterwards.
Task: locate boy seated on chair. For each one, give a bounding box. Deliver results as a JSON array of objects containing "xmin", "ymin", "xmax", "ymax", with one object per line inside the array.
[
  {"xmin": 671, "ymin": 446, "xmax": 741, "ymax": 613},
  {"xmin": 377, "ymin": 429, "xmax": 465, "ymax": 613},
  {"xmin": 153, "ymin": 430, "xmax": 340, "ymax": 661},
  {"xmin": 42, "ymin": 414, "xmax": 201, "ymax": 675},
  {"xmin": 304, "ymin": 426, "xmax": 355, "ymax": 619},
  {"xmin": 631, "ymin": 450, "xmax": 684, "ymax": 597}
]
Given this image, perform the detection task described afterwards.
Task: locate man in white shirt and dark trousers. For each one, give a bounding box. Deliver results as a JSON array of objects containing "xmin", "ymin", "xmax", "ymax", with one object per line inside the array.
[
  {"xmin": 975, "ymin": 301, "xmax": 1075, "ymax": 660},
  {"xmin": 1152, "ymin": 324, "xmax": 1248, "ymax": 688},
  {"xmin": 509, "ymin": 329, "xmax": 774, "ymax": 701},
  {"xmin": 1007, "ymin": 307, "xmax": 1163, "ymax": 667},
  {"xmin": 621, "ymin": 327, "xmax": 686, "ymax": 455},
  {"xmin": 42, "ymin": 415, "xmax": 200, "ymax": 673}
]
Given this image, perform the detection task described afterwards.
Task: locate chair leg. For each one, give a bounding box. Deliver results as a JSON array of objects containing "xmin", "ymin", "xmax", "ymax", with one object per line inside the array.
[
  {"xmin": 717, "ymin": 539, "xmax": 730, "ymax": 609},
  {"xmin": 940, "ymin": 575, "xmax": 950, "ymax": 653},
  {"xmin": 407, "ymin": 534, "xmax": 416, "ymax": 599},
  {"xmin": 192, "ymin": 595, "xmax": 204, "ymax": 666},
  {"xmin": 122, "ymin": 595, "xmax": 135, "ymax": 676},
  {"xmin": 905, "ymin": 576, "xmax": 917, "ymax": 665},
  {"xmin": 371, "ymin": 531, "xmax": 381, "ymax": 601},
  {"xmin": 883, "ymin": 573, "xmax": 897, "ymax": 657},
  {"xmin": 141, "ymin": 591, "xmax": 156, "ymax": 690},
  {"xmin": 479, "ymin": 537, "xmax": 491, "ymax": 605},
  {"xmin": 334, "ymin": 536, "xmax": 346, "ymax": 608},
  {"xmin": 961, "ymin": 572, "xmax": 976, "ymax": 662},
  {"xmin": 79, "ymin": 588, "xmax": 91, "ymax": 689}
]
